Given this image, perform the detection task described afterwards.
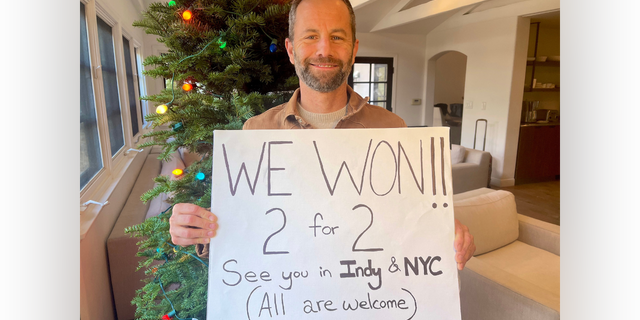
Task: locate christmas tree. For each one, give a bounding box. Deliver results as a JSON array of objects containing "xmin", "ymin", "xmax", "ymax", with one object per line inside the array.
[{"xmin": 125, "ymin": 1, "xmax": 296, "ymax": 319}]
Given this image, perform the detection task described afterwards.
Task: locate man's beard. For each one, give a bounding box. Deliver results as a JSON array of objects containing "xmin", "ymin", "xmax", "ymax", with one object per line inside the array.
[{"xmin": 294, "ymin": 54, "xmax": 353, "ymax": 93}]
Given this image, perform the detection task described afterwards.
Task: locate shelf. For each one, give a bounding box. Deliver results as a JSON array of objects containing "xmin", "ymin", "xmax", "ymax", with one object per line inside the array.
[
  {"xmin": 524, "ymin": 86, "xmax": 560, "ymax": 92},
  {"xmin": 527, "ymin": 60, "xmax": 560, "ymax": 67}
]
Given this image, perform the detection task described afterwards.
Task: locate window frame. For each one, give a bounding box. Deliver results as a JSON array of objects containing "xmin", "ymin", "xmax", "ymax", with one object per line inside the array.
[
  {"xmin": 80, "ymin": 0, "xmax": 149, "ymax": 225},
  {"xmin": 121, "ymin": 31, "xmax": 144, "ymax": 137},
  {"xmin": 348, "ymin": 56, "xmax": 395, "ymax": 112},
  {"xmin": 133, "ymin": 45, "xmax": 149, "ymax": 130}
]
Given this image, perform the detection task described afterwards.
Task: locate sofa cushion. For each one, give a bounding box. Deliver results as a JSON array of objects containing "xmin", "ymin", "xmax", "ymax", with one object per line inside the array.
[
  {"xmin": 145, "ymin": 152, "xmax": 185, "ymax": 220},
  {"xmin": 453, "ymin": 190, "xmax": 519, "ymax": 255},
  {"xmin": 162, "ymin": 151, "xmax": 186, "ymax": 179},
  {"xmin": 179, "ymin": 147, "xmax": 201, "ymax": 168},
  {"xmin": 451, "ymin": 144, "xmax": 466, "ymax": 164},
  {"xmin": 453, "ymin": 187, "xmax": 494, "ymax": 202},
  {"xmin": 474, "ymin": 240, "xmax": 560, "ymax": 295}
]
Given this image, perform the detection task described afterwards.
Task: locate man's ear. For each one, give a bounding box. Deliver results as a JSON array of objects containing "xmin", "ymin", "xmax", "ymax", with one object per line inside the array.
[
  {"xmin": 351, "ymin": 39, "xmax": 359, "ymax": 65},
  {"xmin": 285, "ymin": 38, "xmax": 295, "ymax": 65}
]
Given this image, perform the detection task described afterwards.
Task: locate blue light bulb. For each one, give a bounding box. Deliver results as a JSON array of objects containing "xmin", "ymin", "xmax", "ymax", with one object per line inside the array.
[{"xmin": 196, "ymin": 172, "xmax": 205, "ymax": 180}]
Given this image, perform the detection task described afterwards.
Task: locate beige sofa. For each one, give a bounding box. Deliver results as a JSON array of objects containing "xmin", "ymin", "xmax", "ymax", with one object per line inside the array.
[
  {"xmin": 453, "ymin": 188, "xmax": 560, "ymax": 320},
  {"xmin": 451, "ymin": 144, "xmax": 492, "ymax": 194}
]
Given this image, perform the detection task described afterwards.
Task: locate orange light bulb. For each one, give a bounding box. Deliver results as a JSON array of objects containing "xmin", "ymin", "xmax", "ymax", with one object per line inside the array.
[
  {"xmin": 182, "ymin": 83, "xmax": 193, "ymax": 91},
  {"xmin": 172, "ymin": 168, "xmax": 184, "ymax": 176},
  {"xmin": 156, "ymin": 104, "xmax": 168, "ymax": 114},
  {"xmin": 182, "ymin": 10, "xmax": 192, "ymax": 21}
]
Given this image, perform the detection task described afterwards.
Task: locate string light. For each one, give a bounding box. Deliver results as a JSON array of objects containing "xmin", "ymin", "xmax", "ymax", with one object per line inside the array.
[
  {"xmin": 156, "ymin": 104, "xmax": 168, "ymax": 114},
  {"xmin": 269, "ymin": 39, "xmax": 277, "ymax": 52},
  {"xmin": 172, "ymin": 168, "xmax": 184, "ymax": 176},
  {"xmin": 182, "ymin": 10, "xmax": 193, "ymax": 21},
  {"xmin": 162, "ymin": 310, "xmax": 176, "ymax": 320},
  {"xmin": 195, "ymin": 172, "xmax": 205, "ymax": 180},
  {"xmin": 182, "ymin": 83, "xmax": 193, "ymax": 91},
  {"xmin": 172, "ymin": 122, "xmax": 184, "ymax": 132},
  {"xmin": 217, "ymin": 38, "xmax": 227, "ymax": 49},
  {"xmin": 168, "ymin": 0, "xmax": 176, "ymax": 6}
]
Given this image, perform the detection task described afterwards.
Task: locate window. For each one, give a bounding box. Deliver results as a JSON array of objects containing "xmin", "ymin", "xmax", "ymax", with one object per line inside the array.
[
  {"xmin": 348, "ymin": 57, "xmax": 394, "ymax": 111},
  {"xmin": 80, "ymin": 2, "xmax": 103, "ymax": 189},
  {"xmin": 135, "ymin": 47, "xmax": 147, "ymax": 127},
  {"xmin": 122, "ymin": 36, "xmax": 139, "ymax": 136},
  {"xmin": 80, "ymin": 0, "xmax": 145, "ymax": 198},
  {"xmin": 96, "ymin": 16, "xmax": 125, "ymax": 156}
]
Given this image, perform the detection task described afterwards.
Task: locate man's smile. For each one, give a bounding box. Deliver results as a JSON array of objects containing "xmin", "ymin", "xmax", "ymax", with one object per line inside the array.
[{"xmin": 310, "ymin": 63, "xmax": 338, "ymax": 68}]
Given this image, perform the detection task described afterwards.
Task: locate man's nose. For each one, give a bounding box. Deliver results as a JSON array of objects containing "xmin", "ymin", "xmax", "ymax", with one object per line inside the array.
[{"xmin": 315, "ymin": 36, "xmax": 332, "ymax": 57}]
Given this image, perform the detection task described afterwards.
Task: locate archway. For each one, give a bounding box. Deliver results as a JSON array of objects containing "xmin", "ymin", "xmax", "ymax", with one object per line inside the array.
[{"xmin": 427, "ymin": 51, "xmax": 467, "ymax": 145}]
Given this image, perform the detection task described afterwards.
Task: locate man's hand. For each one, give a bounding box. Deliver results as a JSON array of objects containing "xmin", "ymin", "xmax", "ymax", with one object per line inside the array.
[
  {"xmin": 169, "ymin": 203, "xmax": 218, "ymax": 246},
  {"xmin": 454, "ymin": 218, "xmax": 476, "ymax": 270}
]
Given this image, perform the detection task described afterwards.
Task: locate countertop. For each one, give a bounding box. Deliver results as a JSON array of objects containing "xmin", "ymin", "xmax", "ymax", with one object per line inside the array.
[{"xmin": 520, "ymin": 122, "xmax": 560, "ymax": 127}]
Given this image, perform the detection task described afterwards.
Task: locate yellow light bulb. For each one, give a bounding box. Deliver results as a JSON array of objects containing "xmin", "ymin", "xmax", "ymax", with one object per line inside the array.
[
  {"xmin": 182, "ymin": 10, "xmax": 192, "ymax": 21},
  {"xmin": 172, "ymin": 168, "xmax": 184, "ymax": 176},
  {"xmin": 156, "ymin": 104, "xmax": 168, "ymax": 114}
]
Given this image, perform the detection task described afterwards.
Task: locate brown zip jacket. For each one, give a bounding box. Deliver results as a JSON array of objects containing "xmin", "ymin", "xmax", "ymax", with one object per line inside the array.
[{"xmin": 196, "ymin": 85, "xmax": 407, "ymax": 258}]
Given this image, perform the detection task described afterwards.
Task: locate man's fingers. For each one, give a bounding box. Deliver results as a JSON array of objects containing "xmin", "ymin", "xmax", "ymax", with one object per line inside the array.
[
  {"xmin": 454, "ymin": 219, "xmax": 465, "ymax": 252},
  {"xmin": 171, "ymin": 213, "xmax": 216, "ymax": 230},
  {"xmin": 173, "ymin": 203, "xmax": 200, "ymax": 214},
  {"xmin": 457, "ymin": 243, "xmax": 476, "ymax": 270},
  {"xmin": 173, "ymin": 203, "xmax": 217, "ymax": 222},
  {"xmin": 460, "ymin": 233, "xmax": 474, "ymax": 259},
  {"xmin": 171, "ymin": 224, "xmax": 217, "ymax": 239}
]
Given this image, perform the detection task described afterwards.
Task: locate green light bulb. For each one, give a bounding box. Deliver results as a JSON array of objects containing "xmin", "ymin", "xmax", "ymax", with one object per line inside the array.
[{"xmin": 168, "ymin": 1, "xmax": 176, "ymax": 7}]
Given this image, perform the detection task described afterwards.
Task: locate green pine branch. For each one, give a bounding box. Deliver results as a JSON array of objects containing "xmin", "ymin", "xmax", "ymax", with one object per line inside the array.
[{"xmin": 128, "ymin": 1, "xmax": 296, "ymax": 319}]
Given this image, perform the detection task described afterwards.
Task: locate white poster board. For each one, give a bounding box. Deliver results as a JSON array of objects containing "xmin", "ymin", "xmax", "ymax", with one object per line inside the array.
[{"xmin": 207, "ymin": 127, "xmax": 461, "ymax": 320}]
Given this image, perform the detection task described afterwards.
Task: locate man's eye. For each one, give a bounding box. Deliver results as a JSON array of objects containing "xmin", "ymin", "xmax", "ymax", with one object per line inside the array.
[{"xmin": 332, "ymin": 36, "xmax": 343, "ymax": 40}]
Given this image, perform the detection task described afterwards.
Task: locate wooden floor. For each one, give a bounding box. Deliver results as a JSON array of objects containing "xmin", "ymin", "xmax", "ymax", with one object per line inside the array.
[{"xmin": 492, "ymin": 180, "xmax": 560, "ymax": 226}]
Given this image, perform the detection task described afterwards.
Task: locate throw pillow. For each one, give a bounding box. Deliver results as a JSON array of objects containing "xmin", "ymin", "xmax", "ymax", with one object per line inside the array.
[
  {"xmin": 453, "ymin": 190, "xmax": 519, "ymax": 255},
  {"xmin": 451, "ymin": 144, "xmax": 466, "ymax": 164}
]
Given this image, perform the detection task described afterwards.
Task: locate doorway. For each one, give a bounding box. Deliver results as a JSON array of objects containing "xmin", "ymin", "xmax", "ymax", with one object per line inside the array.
[{"xmin": 432, "ymin": 51, "xmax": 467, "ymax": 145}]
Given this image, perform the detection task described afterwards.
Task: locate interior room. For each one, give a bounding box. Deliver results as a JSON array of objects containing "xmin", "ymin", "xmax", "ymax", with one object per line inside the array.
[{"xmin": 80, "ymin": 0, "xmax": 561, "ymax": 319}]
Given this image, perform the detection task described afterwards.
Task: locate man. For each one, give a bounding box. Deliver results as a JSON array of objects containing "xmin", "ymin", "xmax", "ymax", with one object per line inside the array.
[{"xmin": 169, "ymin": 0, "xmax": 476, "ymax": 270}]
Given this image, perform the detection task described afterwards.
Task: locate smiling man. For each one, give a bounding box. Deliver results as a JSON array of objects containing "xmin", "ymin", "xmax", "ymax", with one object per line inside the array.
[
  {"xmin": 169, "ymin": 0, "xmax": 476, "ymax": 271},
  {"xmin": 242, "ymin": 0, "xmax": 407, "ymax": 129}
]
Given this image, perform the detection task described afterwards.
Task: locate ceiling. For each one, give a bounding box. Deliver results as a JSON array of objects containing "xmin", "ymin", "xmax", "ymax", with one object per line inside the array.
[
  {"xmin": 131, "ymin": 0, "xmax": 558, "ymax": 36},
  {"xmin": 528, "ymin": 10, "xmax": 560, "ymax": 28},
  {"xmin": 352, "ymin": 0, "xmax": 539, "ymax": 35}
]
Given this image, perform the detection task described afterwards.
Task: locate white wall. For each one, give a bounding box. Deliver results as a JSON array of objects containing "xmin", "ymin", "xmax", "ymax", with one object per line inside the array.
[
  {"xmin": 356, "ymin": 32, "xmax": 427, "ymax": 126},
  {"xmin": 423, "ymin": 0, "xmax": 560, "ymax": 187}
]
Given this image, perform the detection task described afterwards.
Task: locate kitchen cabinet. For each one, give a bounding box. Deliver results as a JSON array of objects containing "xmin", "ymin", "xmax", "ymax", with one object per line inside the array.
[{"xmin": 514, "ymin": 124, "xmax": 560, "ymax": 185}]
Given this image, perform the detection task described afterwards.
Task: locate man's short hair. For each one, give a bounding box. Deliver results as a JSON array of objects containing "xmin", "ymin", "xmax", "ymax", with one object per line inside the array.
[{"xmin": 288, "ymin": 0, "xmax": 357, "ymax": 44}]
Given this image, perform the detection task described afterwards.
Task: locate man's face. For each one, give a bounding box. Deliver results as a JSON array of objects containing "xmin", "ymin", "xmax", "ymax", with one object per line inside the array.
[{"xmin": 285, "ymin": 0, "xmax": 359, "ymax": 93}]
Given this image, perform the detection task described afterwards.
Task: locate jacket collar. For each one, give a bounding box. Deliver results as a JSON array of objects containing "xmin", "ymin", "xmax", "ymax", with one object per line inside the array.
[{"xmin": 281, "ymin": 85, "xmax": 370, "ymax": 127}]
